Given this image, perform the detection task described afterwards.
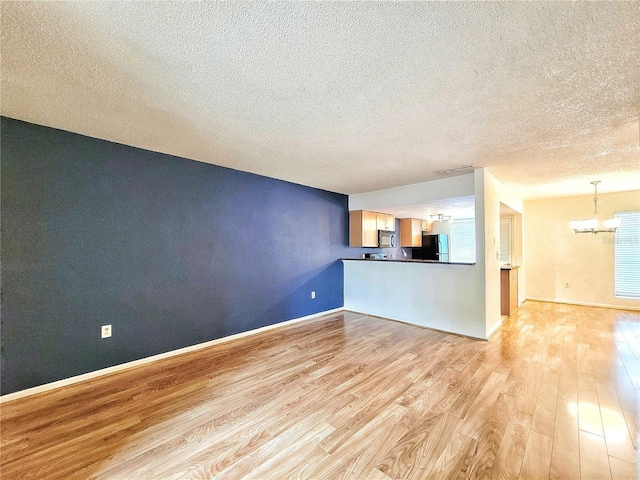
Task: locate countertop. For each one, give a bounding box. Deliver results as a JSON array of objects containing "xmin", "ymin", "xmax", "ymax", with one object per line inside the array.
[
  {"xmin": 341, "ymin": 258, "xmax": 475, "ymax": 266},
  {"xmin": 500, "ymin": 265, "xmax": 520, "ymax": 270}
]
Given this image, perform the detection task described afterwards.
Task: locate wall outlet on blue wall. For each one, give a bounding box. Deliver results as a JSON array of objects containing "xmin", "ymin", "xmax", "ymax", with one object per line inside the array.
[
  {"xmin": 101, "ymin": 325, "xmax": 112, "ymax": 338},
  {"xmin": 311, "ymin": 291, "xmax": 316, "ymax": 299}
]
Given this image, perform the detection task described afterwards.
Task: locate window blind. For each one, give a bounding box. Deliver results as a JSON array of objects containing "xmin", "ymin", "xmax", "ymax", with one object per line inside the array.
[
  {"xmin": 500, "ymin": 219, "xmax": 512, "ymax": 264},
  {"xmin": 451, "ymin": 219, "xmax": 476, "ymax": 263},
  {"xmin": 614, "ymin": 210, "xmax": 640, "ymax": 299}
]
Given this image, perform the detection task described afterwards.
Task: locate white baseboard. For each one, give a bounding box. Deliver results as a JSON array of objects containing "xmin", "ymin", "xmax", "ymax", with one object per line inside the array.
[
  {"xmin": 525, "ymin": 297, "xmax": 640, "ymax": 311},
  {"xmin": 486, "ymin": 317, "xmax": 505, "ymax": 339},
  {"xmin": 0, "ymin": 308, "xmax": 344, "ymax": 404}
]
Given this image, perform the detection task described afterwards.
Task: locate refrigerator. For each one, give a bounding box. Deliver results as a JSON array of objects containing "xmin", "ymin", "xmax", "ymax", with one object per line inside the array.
[{"xmin": 413, "ymin": 234, "xmax": 449, "ymax": 262}]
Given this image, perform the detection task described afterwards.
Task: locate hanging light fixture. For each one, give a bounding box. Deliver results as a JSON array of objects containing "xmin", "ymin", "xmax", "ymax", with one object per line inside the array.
[
  {"xmin": 569, "ymin": 181, "xmax": 620, "ymax": 234},
  {"xmin": 429, "ymin": 213, "xmax": 452, "ymax": 222}
]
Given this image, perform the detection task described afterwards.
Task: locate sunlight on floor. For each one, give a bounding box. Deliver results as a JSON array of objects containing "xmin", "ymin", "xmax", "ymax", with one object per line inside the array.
[{"xmin": 569, "ymin": 402, "xmax": 630, "ymax": 442}]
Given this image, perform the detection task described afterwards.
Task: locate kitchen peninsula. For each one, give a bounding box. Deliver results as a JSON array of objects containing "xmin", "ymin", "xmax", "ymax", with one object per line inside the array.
[
  {"xmin": 342, "ymin": 257, "xmax": 487, "ymax": 339},
  {"xmin": 343, "ymin": 257, "xmax": 475, "ymax": 266}
]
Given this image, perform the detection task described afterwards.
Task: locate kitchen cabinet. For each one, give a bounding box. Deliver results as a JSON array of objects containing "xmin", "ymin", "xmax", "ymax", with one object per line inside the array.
[
  {"xmin": 501, "ymin": 267, "xmax": 519, "ymax": 316},
  {"xmin": 421, "ymin": 220, "xmax": 433, "ymax": 232},
  {"xmin": 400, "ymin": 218, "xmax": 422, "ymax": 247},
  {"xmin": 377, "ymin": 213, "xmax": 396, "ymax": 231},
  {"xmin": 349, "ymin": 210, "xmax": 379, "ymax": 247}
]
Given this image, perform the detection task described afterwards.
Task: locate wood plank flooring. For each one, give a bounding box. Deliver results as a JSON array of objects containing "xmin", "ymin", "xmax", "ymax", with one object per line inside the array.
[{"xmin": 1, "ymin": 301, "xmax": 638, "ymax": 479}]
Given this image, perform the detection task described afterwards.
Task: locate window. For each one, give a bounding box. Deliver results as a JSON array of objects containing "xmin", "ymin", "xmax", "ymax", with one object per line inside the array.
[
  {"xmin": 614, "ymin": 210, "xmax": 640, "ymax": 299},
  {"xmin": 451, "ymin": 219, "xmax": 476, "ymax": 263},
  {"xmin": 500, "ymin": 218, "xmax": 512, "ymax": 265}
]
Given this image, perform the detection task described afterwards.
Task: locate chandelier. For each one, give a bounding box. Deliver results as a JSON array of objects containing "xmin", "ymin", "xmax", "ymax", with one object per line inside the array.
[{"xmin": 569, "ymin": 181, "xmax": 620, "ymax": 234}]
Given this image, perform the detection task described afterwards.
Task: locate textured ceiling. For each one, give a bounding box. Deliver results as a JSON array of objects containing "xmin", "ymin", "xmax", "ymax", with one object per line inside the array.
[{"xmin": 2, "ymin": 1, "xmax": 639, "ymax": 199}]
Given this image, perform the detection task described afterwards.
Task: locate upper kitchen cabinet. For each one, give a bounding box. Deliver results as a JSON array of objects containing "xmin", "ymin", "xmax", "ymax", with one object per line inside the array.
[
  {"xmin": 400, "ymin": 218, "xmax": 422, "ymax": 247},
  {"xmin": 377, "ymin": 213, "xmax": 396, "ymax": 232},
  {"xmin": 349, "ymin": 210, "xmax": 379, "ymax": 247},
  {"xmin": 421, "ymin": 220, "xmax": 433, "ymax": 232}
]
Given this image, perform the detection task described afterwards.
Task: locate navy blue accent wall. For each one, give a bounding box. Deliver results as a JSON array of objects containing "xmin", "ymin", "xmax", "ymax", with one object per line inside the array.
[{"xmin": 0, "ymin": 117, "xmax": 368, "ymax": 395}]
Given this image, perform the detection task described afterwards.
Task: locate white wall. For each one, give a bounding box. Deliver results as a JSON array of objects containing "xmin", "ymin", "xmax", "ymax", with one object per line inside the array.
[
  {"xmin": 500, "ymin": 191, "xmax": 524, "ymax": 215},
  {"xmin": 343, "ymin": 260, "xmax": 486, "ymax": 338},
  {"xmin": 349, "ymin": 173, "xmax": 475, "ymax": 211},
  {"xmin": 524, "ymin": 190, "xmax": 640, "ymax": 310},
  {"xmin": 429, "ymin": 220, "xmax": 452, "ymax": 235},
  {"xmin": 477, "ymin": 169, "xmax": 503, "ymax": 336},
  {"xmin": 513, "ymin": 213, "xmax": 523, "ymax": 304}
]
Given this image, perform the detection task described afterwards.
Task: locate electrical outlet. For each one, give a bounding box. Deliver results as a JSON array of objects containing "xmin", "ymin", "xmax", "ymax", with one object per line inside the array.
[
  {"xmin": 101, "ymin": 324, "xmax": 112, "ymax": 338},
  {"xmin": 311, "ymin": 291, "xmax": 316, "ymax": 299},
  {"xmin": 564, "ymin": 283, "xmax": 570, "ymax": 288}
]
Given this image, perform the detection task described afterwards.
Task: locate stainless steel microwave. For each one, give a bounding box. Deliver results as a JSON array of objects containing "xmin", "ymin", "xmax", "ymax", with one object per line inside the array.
[{"xmin": 379, "ymin": 231, "xmax": 397, "ymax": 248}]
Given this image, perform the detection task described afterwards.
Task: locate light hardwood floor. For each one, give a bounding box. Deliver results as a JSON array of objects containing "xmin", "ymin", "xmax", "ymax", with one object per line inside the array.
[{"xmin": 1, "ymin": 301, "xmax": 638, "ymax": 479}]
